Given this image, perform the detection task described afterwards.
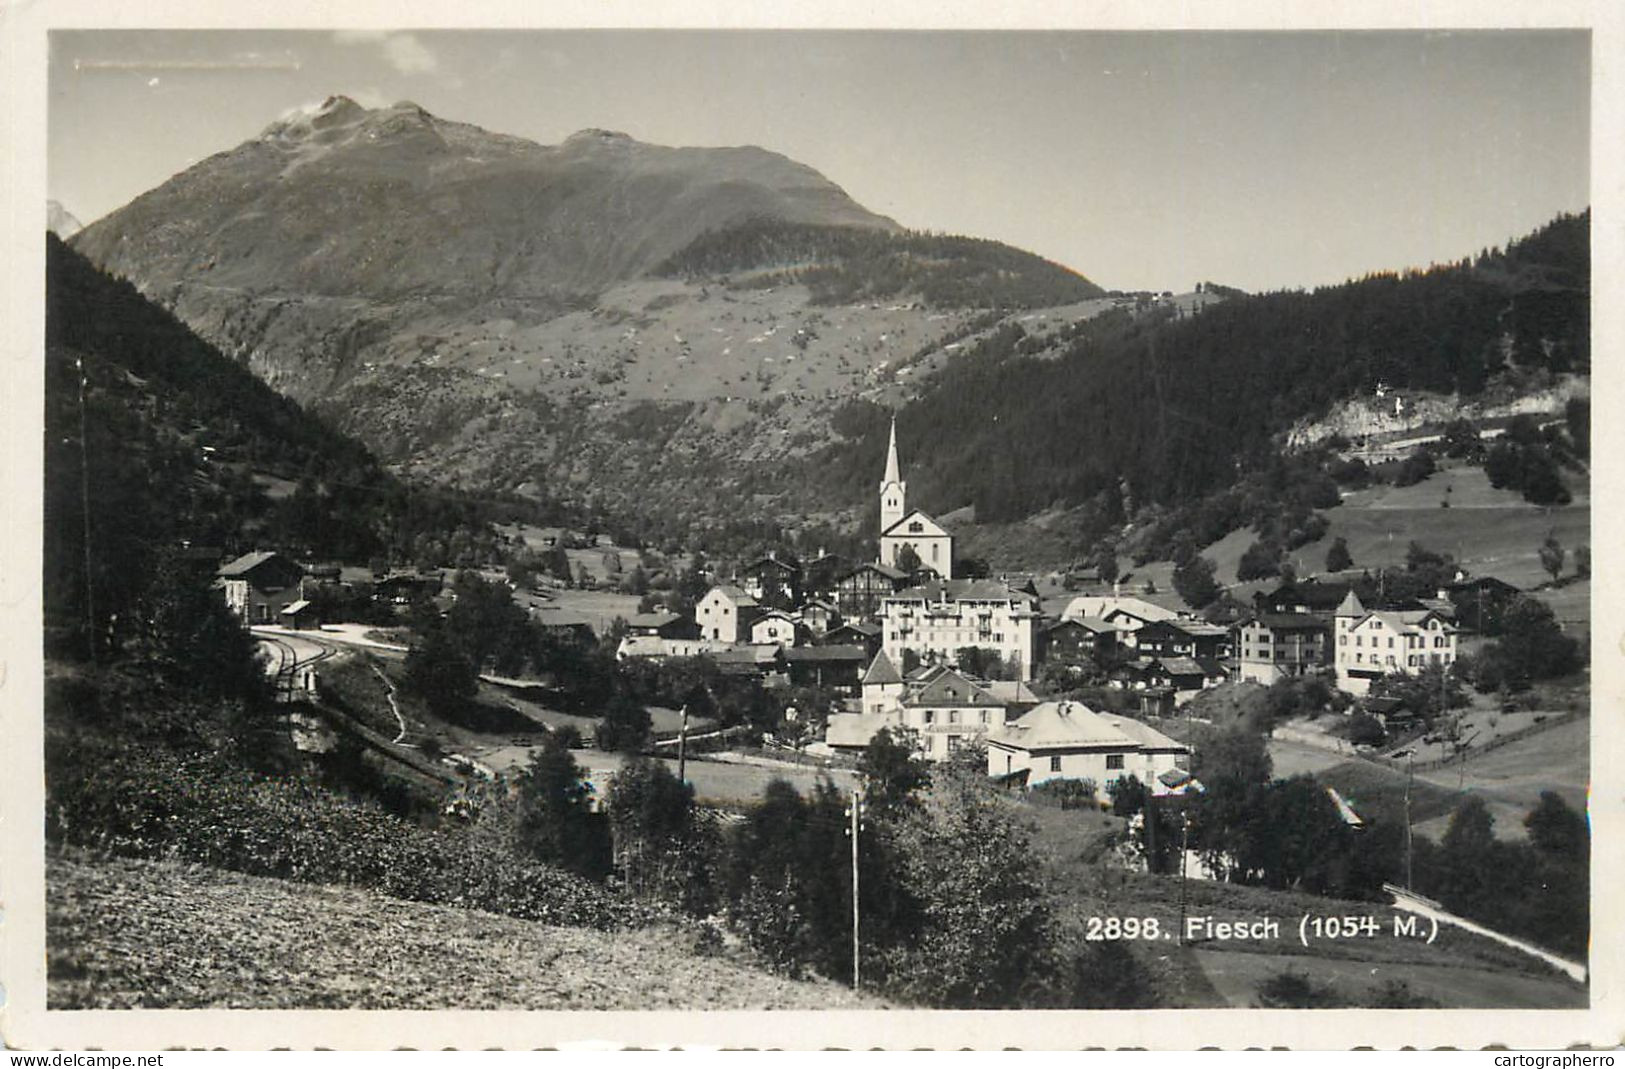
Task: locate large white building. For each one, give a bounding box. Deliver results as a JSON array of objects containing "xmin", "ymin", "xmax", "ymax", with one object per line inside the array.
[
  {"xmin": 825, "ymin": 659, "xmax": 1016, "ymax": 762},
  {"xmin": 695, "ymin": 584, "xmax": 759, "ymax": 643},
  {"xmin": 880, "ymin": 578, "xmax": 1042, "ymax": 681},
  {"xmin": 1332, "ymin": 590, "xmax": 1458, "ymax": 695},
  {"xmin": 876, "ymin": 416, "xmax": 955, "ymax": 579},
  {"xmin": 985, "ymin": 700, "xmax": 1190, "ymax": 791}
]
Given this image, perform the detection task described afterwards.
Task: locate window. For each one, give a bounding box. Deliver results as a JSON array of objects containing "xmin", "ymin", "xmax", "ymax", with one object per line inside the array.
[
  {"xmin": 1106, "ymin": 754, "xmax": 1125, "ymax": 770},
  {"xmin": 1050, "ymin": 755, "xmax": 1062, "ymax": 772},
  {"xmin": 1388, "ymin": 637, "xmax": 1395, "ymax": 649},
  {"xmin": 909, "ymin": 522, "xmax": 924, "ymax": 534},
  {"xmin": 948, "ymin": 710, "xmax": 960, "ymax": 725},
  {"xmin": 923, "ymin": 710, "xmax": 935, "ymax": 724},
  {"xmin": 979, "ymin": 710, "xmax": 989, "ymax": 724},
  {"xmin": 1339, "ymin": 634, "xmax": 1347, "ymax": 645}
]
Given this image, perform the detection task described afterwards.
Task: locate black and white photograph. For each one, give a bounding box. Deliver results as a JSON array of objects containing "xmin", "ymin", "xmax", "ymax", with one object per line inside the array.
[{"xmin": 2, "ymin": 0, "xmax": 1620, "ymax": 1052}]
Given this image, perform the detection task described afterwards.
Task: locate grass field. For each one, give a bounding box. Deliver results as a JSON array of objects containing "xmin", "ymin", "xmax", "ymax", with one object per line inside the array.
[
  {"xmin": 1410, "ymin": 717, "xmax": 1589, "ymax": 842},
  {"xmin": 47, "ymin": 851, "xmax": 881, "ymax": 1010},
  {"xmin": 1193, "ymin": 947, "xmax": 1585, "ymax": 1009}
]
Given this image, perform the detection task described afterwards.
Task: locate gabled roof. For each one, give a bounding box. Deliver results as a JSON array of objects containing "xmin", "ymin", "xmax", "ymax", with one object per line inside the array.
[
  {"xmin": 784, "ymin": 645, "xmax": 868, "ymax": 664},
  {"xmin": 800, "ymin": 597, "xmax": 839, "ymax": 613},
  {"xmin": 751, "ymin": 608, "xmax": 799, "ymax": 623},
  {"xmin": 1047, "ymin": 615, "xmax": 1127, "ymax": 634},
  {"xmin": 1140, "ymin": 618, "xmax": 1230, "ymax": 638},
  {"xmin": 840, "ymin": 561, "xmax": 909, "ymax": 582},
  {"xmin": 627, "ymin": 612, "xmax": 682, "ymax": 629},
  {"xmin": 880, "ymin": 508, "xmax": 952, "ymax": 539},
  {"xmin": 907, "ymin": 669, "xmax": 1000, "ymax": 708},
  {"xmin": 712, "ymin": 645, "xmax": 784, "ymax": 665},
  {"xmin": 825, "ymin": 712, "xmax": 895, "ymax": 749},
  {"xmin": 1250, "ymin": 612, "xmax": 1330, "ymax": 632},
  {"xmin": 745, "ymin": 555, "xmax": 800, "ymax": 574},
  {"xmin": 862, "ymin": 650, "xmax": 904, "ymax": 686},
  {"xmin": 888, "ymin": 578, "xmax": 1034, "ymax": 604},
  {"xmin": 533, "ymin": 606, "xmax": 594, "ymax": 629},
  {"xmin": 218, "ymin": 550, "xmax": 299, "ymax": 578},
  {"xmin": 1336, "ymin": 589, "xmax": 1367, "ymax": 616},
  {"xmin": 707, "ymin": 584, "xmax": 758, "ymax": 606},
  {"xmin": 1151, "ymin": 656, "xmax": 1206, "ymax": 677},
  {"xmin": 982, "ymin": 679, "xmax": 1040, "ymax": 706},
  {"xmin": 987, "ymin": 700, "xmax": 1179, "ymax": 753},
  {"xmin": 280, "ymin": 599, "xmax": 312, "ymax": 615},
  {"xmin": 828, "ymin": 620, "xmax": 882, "ymax": 638},
  {"xmin": 1064, "ymin": 595, "xmax": 1178, "ymax": 624}
]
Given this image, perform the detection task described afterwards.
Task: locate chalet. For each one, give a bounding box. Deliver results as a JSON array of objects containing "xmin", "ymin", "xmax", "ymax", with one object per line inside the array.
[
  {"xmin": 1235, "ymin": 613, "xmax": 1331, "ymax": 684},
  {"xmin": 1133, "ymin": 619, "xmax": 1232, "ymax": 662},
  {"xmin": 695, "ymin": 584, "xmax": 760, "ymax": 643},
  {"xmin": 374, "ymin": 570, "xmax": 443, "ymax": 605},
  {"xmin": 742, "ymin": 552, "xmax": 801, "ymax": 610},
  {"xmin": 834, "ymin": 562, "xmax": 909, "ymax": 621},
  {"xmin": 1253, "ymin": 579, "xmax": 1352, "ymax": 616},
  {"xmin": 1042, "ymin": 617, "xmax": 1124, "ymax": 665},
  {"xmin": 1333, "ymin": 590, "xmax": 1457, "ymax": 696},
  {"xmin": 712, "ymin": 644, "xmax": 787, "ymax": 684},
  {"xmin": 824, "ymin": 620, "xmax": 883, "ymax": 657},
  {"xmin": 1445, "ymin": 575, "xmax": 1522, "ymax": 632},
  {"xmin": 798, "ymin": 597, "xmax": 841, "ymax": 636},
  {"xmin": 801, "ymin": 550, "xmax": 852, "ymax": 599},
  {"xmin": 985, "ymin": 700, "xmax": 1189, "ymax": 790},
  {"xmin": 217, "ymin": 551, "xmax": 306, "ymax": 626},
  {"xmin": 748, "ymin": 608, "xmax": 802, "ymax": 647},
  {"xmin": 531, "ymin": 606, "xmax": 596, "ymax": 644},
  {"xmin": 625, "ymin": 612, "xmax": 695, "ymax": 640},
  {"xmin": 783, "ymin": 645, "xmax": 869, "ymax": 693},
  {"xmin": 879, "ymin": 578, "xmax": 1042, "ymax": 682},
  {"xmin": 876, "ymin": 417, "xmax": 955, "ymax": 579}
]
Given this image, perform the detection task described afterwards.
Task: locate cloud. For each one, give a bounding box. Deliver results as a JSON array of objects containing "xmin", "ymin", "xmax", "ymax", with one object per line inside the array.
[{"xmin": 331, "ymin": 30, "xmax": 439, "ymax": 75}]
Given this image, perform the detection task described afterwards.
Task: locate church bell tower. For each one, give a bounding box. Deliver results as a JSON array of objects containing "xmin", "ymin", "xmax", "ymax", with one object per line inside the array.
[{"xmin": 879, "ymin": 415, "xmax": 906, "ymax": 537}]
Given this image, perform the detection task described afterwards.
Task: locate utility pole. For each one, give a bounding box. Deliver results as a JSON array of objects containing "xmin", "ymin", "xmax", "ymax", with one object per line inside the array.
[
  {"xmin": 848, "ymin": 788, "xmax": 863, "ymax": 991},
  {"xmin": 1395, "ymin": 747, "xmax": 1415, "ymax": 889},
  {"xmin": 676, "ymin": 703, "xmax": 690, "ymax": 785},
  {"xmin": 76, "ymin": 355, "xmax": 96, "ymax": 664}
]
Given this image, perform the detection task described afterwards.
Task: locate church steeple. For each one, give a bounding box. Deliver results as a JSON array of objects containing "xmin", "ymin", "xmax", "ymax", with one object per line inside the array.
[{"xmin": 879, "ymin": 414, "xmax": 906, "ymax": 536}]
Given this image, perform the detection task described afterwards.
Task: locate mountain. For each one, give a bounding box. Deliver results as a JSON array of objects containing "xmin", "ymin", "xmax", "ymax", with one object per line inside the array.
[
  {"xmin": 67, "ymin": 97, "xmax": 1107, "ymax": 546},
  {"xmin": 47, "ymin": 199, "xmax": 82, "ymax": 239}
]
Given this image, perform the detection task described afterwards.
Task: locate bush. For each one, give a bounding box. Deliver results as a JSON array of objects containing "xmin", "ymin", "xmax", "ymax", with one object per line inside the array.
[
  {"xmin": 1236, "ymin": 540, "xmax": 1282, "ymax": 582},
  {"xmin": 46, "ymin": 746, "xmax": 651, "ymax": 931},
  {"xmin": 1256, "ymin": 968, "xmax": 1340, "ymax": 1008},
  {"xmin": 1030, "ymin": 777, "xmax": 1098, "ymax": 809}
]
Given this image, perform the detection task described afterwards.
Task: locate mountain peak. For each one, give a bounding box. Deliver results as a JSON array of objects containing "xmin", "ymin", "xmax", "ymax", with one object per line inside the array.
[{"xmin": 564, "ymin": 128, "xmax": 636, "ymax": 146}]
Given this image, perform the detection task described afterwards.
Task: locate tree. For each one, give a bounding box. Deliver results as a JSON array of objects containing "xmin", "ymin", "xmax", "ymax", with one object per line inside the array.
[
  {"xmin": 1441, "ymin": 417, "xmax": 1483, "ymax": 459},
  {"xmin": 1539, "ymin": 533, "xmax": 1566, "ymax": 584},
  {"xmin": 1325, "ymin": 536, "xmax": 1354, "ymax": 574},
  {"xmin": 894, "ymin": 543, "xmax": 923, "ymax": 575},
  {"xmin": 1172, "ymin": 555, "xmax": 1220, "ymax": 609},
  {"xmin": 1525, "ymin": 791, "xmax": 1586, "ymax": 864},
  {"xmin": 859, "ymin": 726, "xmax": 932, "ymax": 814},
  {"xmin": 608, "ymin": 756, "xmax": 715, "ymax": 912},
  {"xmin": 403, "ymin": 626, "xmax": 479, "ymax": 717},
  {"xmin": 1094, "ymin": 543, "xmax": 1120, "ymax": 586},
  {"xmin": 513, "ymin": 737, "xmax": 612, "ymax": 880},
  {"xmin": 597, "ymin": 690, "xmax": 653, "ymax": 752},
  {"xmin": 1236, "ymin": 540, "xmax": 1282, "ymax": 582}
]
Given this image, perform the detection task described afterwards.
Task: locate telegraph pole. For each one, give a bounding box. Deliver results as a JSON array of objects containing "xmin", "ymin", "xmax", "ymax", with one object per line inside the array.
[
  {"xmin": 848, "ymin": 788, "xmax": 863, "ymax": 991},
  {"xmin": 676, "ymin": 703, "xmax": 690, "ymax": 784},
  {"xmin": 76, "ymin": 355, "xmax": 96, "ymax": 664}
]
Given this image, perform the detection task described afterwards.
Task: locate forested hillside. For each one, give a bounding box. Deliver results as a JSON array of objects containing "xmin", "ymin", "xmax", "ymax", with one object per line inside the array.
[
  {"xmin": 654, "ymin": 218, "xmax": 1103, "ymax": 309},
  {"xmin": 44, "ymin": 236, "xmax": 555, "ymax": 658},
  {"xmin": 802, "ymin": 211, "xmax": 1588, "ymax": 527}
]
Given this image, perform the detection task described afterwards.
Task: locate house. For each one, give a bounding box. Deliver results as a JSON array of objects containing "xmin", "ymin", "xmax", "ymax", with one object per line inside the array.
[
  {"xmin": 742, "ymin": 552, "xmax": 801, "ymax": 610},
  {"xmin": 876, "ymin": 416, "xmax": 955, "ymax": 579},
  {"xmin": 625, "ymin": 612, "xmax": 695, "ymax": 640},
  {"xmin": 1041, "ymin": 617, "xmax": 1124, "ymax": 665},
  {"xmin": 711, "ymin": 644, "xmax": 787, "ymax": 685},
  {"xmin": 798, "ymin": 597, "xmax": 841, "ymax": 636},
  {"xmin": 985, "ymin": 700, "xmax": 1190, "ymax": 791},
  {"xmin": 749, "ymin": 608, "xmax": 802, "ymax": 647},
  {"xmin": 695, "ymin": 584, "xmax": 760, "ymax": 643},
  {"xmin": 827, "ymin": 664, "xmax": 1010, "ymax": 762},
  {"xmin": 880, "ymin": 578, "xmax": 1042, "ymax": 682},
  {"xmin": 1062, "ymin": 594, "xmax": 1180, "ymax": 625},
  {"xmin": 1253, "ymin": 579, "xmax": 1353, "ymax": 616},
  {"xmin": 374, "ymin": 570, "xmax": 443, "ymax": 606},
  {"xmin": 616, "ymin": 635, "xmax": 734, "ymax": 662},
  {"xmin": 1445, "ymin": 575, "xmax": 1521, "ymax": 632},
  {"xmin": 1133, "ymin": 619, "xmax": 1232, "ymax": 662},
  {"xmin": 824, "ymin": 619, "xmax": 883, "ymax": 657},
  {"xmin": 1333, "ymin": 590, "xmax": 1457, "ymax": 696},
  {"xmin": 1235, "ymin": 613, "xmax": 1332, "ymax": 684},
  {"xmin": 217, "ymin": 551, "xmax": 307, "ymax": 626},
  {"xmin": 532, "ymin": 606, "xmax": 596, "ymax": 644},
  {"xmin": 834, "ymin": 562, "xmax": 910, "ymax": 620},
  {"xmin": 802, "ymin": 550, "xmax": 852, "ymax": 599},
  {"xmin": 783, "ymin": 645, "xmax": 869, "ymax": 693}
]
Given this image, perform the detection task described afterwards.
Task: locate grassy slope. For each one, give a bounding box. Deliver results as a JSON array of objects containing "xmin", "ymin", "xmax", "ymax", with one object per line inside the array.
[
  {"xmin": 1015, "ymin": 794, "xmax": 1586, "ymax": 1009},
  {"xmin": 48, "ymin": 851, "xmax": 882, "ymax": 1011}
]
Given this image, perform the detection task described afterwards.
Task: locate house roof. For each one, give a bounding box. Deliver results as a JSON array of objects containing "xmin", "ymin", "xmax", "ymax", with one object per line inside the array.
[
  {"xmin": 907, "ymin": 669, "xmax": 1000, "ymax": 708},
  {"xmin": 751, "ymin": 608, "xmax": 799, "ymax": 624},
  {"xmin": 218, "ymin": 550, "xmax": 298, "ymax": 578},
  {"xmin": 889, "ymin": 578, "xmax": 1035, "ymax": 604},
  {"xmin": 828, "ymin": 620, "xmax": 882, "ymax": 639},
  {"xmin": 627, "ymin": 612, "xmax": 682, "ymax": 629},
  {"xmin": 1336, "ymin": 589, "xmax": 1367, "ymax": 616},
  {"xmin": 1141, "ymin": 619, "xmax": 1230, "ymax": 639},
  {"xmin": 1048, "ymin": 615, "xmax": 1127, "ymax": 634},
  {"xmin": 988, "ymin": 701, "xmax": 1186, "ymax": 753},
  {"xmin": 1251, "ymin": 612, "xmax": 1330, "ymax": 632},
  {"xmin": 617, "ymin": 635, "xmax": 669, "ymax": 658},
  {"xmin": 746, "ymin": 555, "xmax": 800, "ymax": 574},
  {"xmin": 712, "ymin": 645, "xmax": 783, "ymax": 665},
  {"xmin": 1063, "ymin": 595, "xmax": 1178, "ymax": 624},
  {"xmin": 1152, "ymin": 656, "xmax": 1207, "ymax": 677},
  {"xmin": 533, "ymin": 607, "xmax": 594, "ymax": 629},
  {"xmin": 280, "ymin": 599, "xmax": 312, "ymax": 615},
  {"xmin": 862, "ymin": 650, "xmax": 904, "ymax": 686},
  {"xmin": 839, "ymin": 561, "xmax": 909, "ymax": 582},
  {"xmin": 784, "ymin": 645, "xmax": 868, "ymax": 664},
  {"xmin": 708, "ymin": 584, "xmax": 758, "ymax": 606},
  {"xmin": 982, "ymin": 679, "xmax": 1040, "ymax": 706}
]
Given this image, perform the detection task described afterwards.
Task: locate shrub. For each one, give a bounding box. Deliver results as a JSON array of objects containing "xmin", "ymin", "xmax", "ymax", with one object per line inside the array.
[{"xmin": 1256, "ymin": 968, "xmax": 1340, "ymax": 1008}]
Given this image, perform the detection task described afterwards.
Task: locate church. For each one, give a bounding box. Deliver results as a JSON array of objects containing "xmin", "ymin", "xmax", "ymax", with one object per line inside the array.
[{"xmin": 876, "ymin": 416, "xmax": 955, "ymax": 579}]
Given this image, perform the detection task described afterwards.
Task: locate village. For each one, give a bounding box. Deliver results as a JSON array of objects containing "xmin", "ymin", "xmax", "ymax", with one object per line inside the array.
[{"xmin": 209, "ymin": 414, "xmax": 1578, "ymax": 821}]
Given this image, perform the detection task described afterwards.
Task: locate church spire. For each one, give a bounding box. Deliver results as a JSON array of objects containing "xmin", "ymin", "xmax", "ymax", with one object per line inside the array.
[{"xmin": 884, "ymin": 414, "xmax": 902, "ymax": 486}]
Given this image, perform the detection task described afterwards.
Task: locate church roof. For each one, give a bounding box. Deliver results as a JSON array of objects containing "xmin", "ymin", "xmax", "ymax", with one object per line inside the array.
[
  {"xmin": 862, "ymin": 650, "xmax": 904, "ymax": 686},
  {"xmin": 880, "ymin": 508, "xmax": 951, "ymax": 539}
]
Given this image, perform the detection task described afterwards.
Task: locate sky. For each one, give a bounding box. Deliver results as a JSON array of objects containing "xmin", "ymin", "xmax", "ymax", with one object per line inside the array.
[{"xmin": 47, "ymin": 28, "xmax": 1590, "ymax": 293}]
